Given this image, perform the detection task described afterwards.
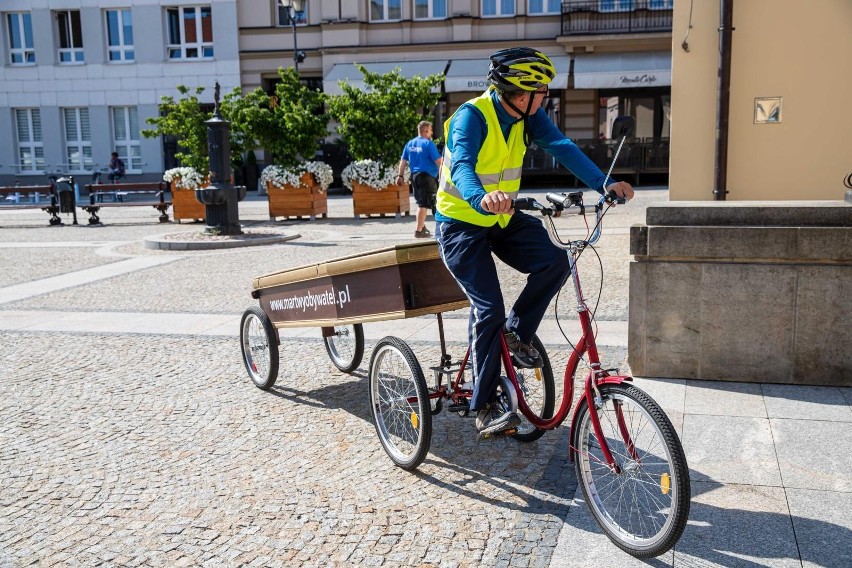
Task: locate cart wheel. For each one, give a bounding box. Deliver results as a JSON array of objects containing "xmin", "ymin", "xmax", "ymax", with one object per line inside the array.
[
  {"xmin": 240, "ymin": 306, "xmax": 279, "ymax": 390},
  {"xmin": 368, "ymin": 336, "xmax": 432, "ymax": 470},
  {"xmin": 323, "ymin": 323, "xmax": 364, "ymax": 374},
  {"xmin": 507, "ymin": 334, "xmax": 555, "ymax": 443}
]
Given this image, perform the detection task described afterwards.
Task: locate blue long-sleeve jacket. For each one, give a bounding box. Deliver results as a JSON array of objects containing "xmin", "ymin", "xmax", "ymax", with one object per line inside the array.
[{"xmin": 436, "ymin": 90, "xmax": 610, "ymax": 222}]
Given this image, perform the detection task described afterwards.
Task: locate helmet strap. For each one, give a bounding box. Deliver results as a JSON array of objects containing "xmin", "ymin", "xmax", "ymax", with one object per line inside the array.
[{"xmin": 500, "ymin": 92, "xmax": 536, "ymax": 121}]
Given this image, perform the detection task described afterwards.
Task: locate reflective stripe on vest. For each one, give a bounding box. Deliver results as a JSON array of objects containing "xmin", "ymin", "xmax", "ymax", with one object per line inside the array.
[{"xmin": 437, "ymin": 90, "xmax": 527, "ymax": 228}]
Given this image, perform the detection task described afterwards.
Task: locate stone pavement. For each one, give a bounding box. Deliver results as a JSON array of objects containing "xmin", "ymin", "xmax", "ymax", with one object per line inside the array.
[{"xmin": 0, "ymin": 189, "xmax": 849, "ymax": 567}]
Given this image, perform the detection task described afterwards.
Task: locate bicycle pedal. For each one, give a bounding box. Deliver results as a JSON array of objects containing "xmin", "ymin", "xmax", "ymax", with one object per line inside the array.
[
  {"xmin": 447, "ymin": 403, "xmax": 470, "ymax": 413},
  {"xmin": 478, "ymin": 428, "xmax": 517, "ymax": 440}
]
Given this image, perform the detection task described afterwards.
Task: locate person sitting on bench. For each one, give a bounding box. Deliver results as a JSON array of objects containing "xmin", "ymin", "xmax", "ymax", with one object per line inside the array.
[{"xmin": 108, "ymin": 152, "xmax": 125, "ymax": 183}]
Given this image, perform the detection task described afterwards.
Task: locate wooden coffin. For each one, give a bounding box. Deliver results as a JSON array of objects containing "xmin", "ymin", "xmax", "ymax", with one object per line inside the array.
[{"xmin": 252, "ymin": 242, "xmax": 468, "ymax": 328}]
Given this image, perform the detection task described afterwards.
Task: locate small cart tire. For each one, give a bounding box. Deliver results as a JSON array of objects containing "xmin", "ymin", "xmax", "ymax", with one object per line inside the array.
[
  {"xmin": 369, "ymin": 336, "xmax": 432, "ymax": 470},
  {"xmin": 323, "ymin": 323, "xmax": 365, "ymax": 374},
  {"xmin": 510, "ymin": 334, "xmax": 555, "ymax": 443},
  {"xmin": 240, "ymin": 306, "xmax": 279, "ymax": 390}
]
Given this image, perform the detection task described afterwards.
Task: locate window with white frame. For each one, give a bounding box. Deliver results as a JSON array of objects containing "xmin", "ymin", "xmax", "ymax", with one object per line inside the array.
[
  {"xmin": 370, "ymin": 0, "xmax": 401, "ymax": 22},
  {"xmin": 106, "ymin": 9, "xmax": 135, "ymax": 62},
  {"xmin": 528, "ymin": 0, "xmax": 560, "ymax": 15},
  {"xmin": 482, "ymin": 0, "xmax": 515, "ymax": 17},
  {"xmin": 600, "ymin": 0, "xmax": 635, "ymax": 12},
  {"xmin": 6, "ymin": 12, "xmax": 35, "ymax": 65},
  {"xmin": 63, "ymin": 108, "xmax": 92, "ymax": 173},
  {"xmin": 648, "ymin": 0, "xmax": 673, "ymax": 9},
  {"xmin": 166, "ymin": 6, "xmax": 213, "ymax": 60},
  {"xmin": 15, "ymin": 109, "xmax": 44, "ymax": 172},
  {"xmin": 111, "ymin": 107, "xmax": 142, "ymax": 171},
  {"xmin": 414, "ymin": 0, "xmax": 447, "ymax": 19},
  {"xmin": 56, "ymin": 10, "xmax": 84, "ymax": 63},
  {"xmin": 276, "ymin": 1, "xmax": 308, "ymax": 26}
]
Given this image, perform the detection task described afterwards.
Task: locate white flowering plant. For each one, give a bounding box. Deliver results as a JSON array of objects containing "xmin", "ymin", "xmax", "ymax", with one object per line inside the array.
[
  {"xmin": 163, "ymin": 167, "xmax": 206, "ymax": 190},
  {"xmin": 260, "ymin": 161, "xmax": 333, "ymax": 193},
  {"xmin": 341, "ymin": 159, "xmax": 409, "ymax": 191}
]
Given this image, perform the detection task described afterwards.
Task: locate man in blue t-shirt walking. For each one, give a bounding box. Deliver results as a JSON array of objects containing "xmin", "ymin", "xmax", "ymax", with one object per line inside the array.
[{"xmin": 397, "ymin": 121, "xmax": 442, "ymax": 238}]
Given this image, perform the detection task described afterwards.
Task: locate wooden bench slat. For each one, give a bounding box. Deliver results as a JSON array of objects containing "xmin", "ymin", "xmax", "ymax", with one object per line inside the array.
[
  {"xmin": 0, "ymin": 186, "xmax": 63, "ymax": 225},
  {"xmin": 82, "ymin": 182, "xmax": 171, "ymax": 224}
]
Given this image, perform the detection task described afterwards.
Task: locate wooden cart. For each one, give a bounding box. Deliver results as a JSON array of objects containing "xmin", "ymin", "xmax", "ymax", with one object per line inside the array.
[{"xmin": 239, "ymin": 241, "xmax": 468, "ymax": 389}]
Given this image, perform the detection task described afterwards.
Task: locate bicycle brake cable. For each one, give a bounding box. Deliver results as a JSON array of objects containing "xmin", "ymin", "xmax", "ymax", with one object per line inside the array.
[{"xmin": 553, "ymin": 199, "xmax": 613, "ymax": 367}]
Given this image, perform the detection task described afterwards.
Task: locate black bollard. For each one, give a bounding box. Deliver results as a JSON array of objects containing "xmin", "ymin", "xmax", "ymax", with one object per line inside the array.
[{"xmin": 195, "ymin": 81, "xmax": 246, "ymax": 235}]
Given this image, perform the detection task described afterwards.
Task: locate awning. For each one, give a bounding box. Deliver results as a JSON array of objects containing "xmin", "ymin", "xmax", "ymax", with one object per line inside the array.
[
  {"xmin": 322, "ymin": 60, "xmax": 448, "ymax": 95},
  {"xmin": 573, "ymin": 52, "xmax": 671, "ymax": 89},
  {"xmin": 444, "ymin": 55, "xmax": 570, "ymax": 93}
]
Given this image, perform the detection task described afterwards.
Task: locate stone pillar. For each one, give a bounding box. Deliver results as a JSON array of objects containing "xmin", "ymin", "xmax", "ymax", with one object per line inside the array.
[{"xmin": 629, "ymin": 203, "xmax": 851, "ymax": 386}]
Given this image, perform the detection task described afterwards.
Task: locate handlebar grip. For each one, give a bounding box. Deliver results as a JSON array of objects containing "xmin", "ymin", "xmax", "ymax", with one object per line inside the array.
[
  {"xmin": 606, "ymin": 191, "xmax": 626, "ymax": 205},
  {"xmin": 512, "ymin": 197, "xmax": 537, "ymax": 210}
]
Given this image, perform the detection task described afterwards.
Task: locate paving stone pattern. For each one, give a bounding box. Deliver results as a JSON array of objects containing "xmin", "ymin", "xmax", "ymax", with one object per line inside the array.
[
  {"xmin": 0, "ymin": 190, "xmax": 660, "ymax": 566},
  {"xmin": 0, "ymin": 334, "xmax": 583, "ymax": 567}
]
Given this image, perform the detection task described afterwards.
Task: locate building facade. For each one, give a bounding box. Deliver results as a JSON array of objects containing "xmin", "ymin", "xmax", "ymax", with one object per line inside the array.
[
  {"xmin": 669, "ymin": 0, "xmax": 852, "ymax": 200},
  {"xmin": 239, "ymin": 0, "xmax": 673, "ymax": 181},
  {"xmin": 0, "ymin": 0, "xmax": 241, "ymax": 186}
]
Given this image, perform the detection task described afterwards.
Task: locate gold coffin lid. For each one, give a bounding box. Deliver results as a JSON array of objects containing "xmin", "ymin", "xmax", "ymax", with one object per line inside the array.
[{"xmin": 252, "ymin": 241, "xmax": 442, "ymax": 290}]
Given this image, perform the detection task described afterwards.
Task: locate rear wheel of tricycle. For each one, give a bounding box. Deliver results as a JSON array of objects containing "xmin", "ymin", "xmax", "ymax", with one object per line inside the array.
[
  {"xmin": 510, "ymin": 334, "xmax": 555, "ymax": 443},
  {"xmin": 240, "ymin": 306, "xmax": 279, "ymax": 390},
  {"xmin": 323, "ymin": 323, "xmax": 364, "ymax": 373},
  {"xmin": 368, "ymin": 336, "xmax": 431, "ymax": 470}
]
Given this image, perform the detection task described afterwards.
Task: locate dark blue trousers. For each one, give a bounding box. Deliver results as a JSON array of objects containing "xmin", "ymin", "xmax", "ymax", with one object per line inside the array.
[{"xmin": 436, "ymin": 212, "xmax": 570, "ymax": 411}]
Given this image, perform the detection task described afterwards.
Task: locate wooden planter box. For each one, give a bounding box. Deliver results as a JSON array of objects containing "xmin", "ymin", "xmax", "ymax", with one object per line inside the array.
[
  {"xmin": 267, "ymin": 174, "xmax": 328, "ymax": 221},
  {"xmin": 171, "ymin": 181, "xmax": 207, "ymax": 222},
  {"xmin": 352, "ymin": 181, "xmax": 410, "ymax": 219}
]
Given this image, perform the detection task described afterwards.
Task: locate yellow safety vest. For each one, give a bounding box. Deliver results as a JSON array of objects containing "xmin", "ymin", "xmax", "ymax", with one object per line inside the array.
[{"xmin": 436, "ymin": 90, "xmax": 526, "ymax": 228}]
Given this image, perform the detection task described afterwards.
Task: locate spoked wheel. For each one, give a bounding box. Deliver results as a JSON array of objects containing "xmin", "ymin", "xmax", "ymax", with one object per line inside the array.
[
  {"xmin": 323, "ymin": 323, "xmax": 364, "ymax": 373},
  {"xmin": 368, "ymin": 336, "xmax": 431, "ymax": 470},
  {"xmin": 239, "ymin": 306, "xmax": 279, "ymax": 390},
  {"xmin": 573, "ymin": 383, "xmax": 690, "ymax": 558},
  {"xmin": 509, "ymin": 334, "xmax": 555, "ymax": 443}
]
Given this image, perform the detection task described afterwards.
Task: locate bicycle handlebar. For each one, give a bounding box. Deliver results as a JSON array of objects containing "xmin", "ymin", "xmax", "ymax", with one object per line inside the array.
[{"xmin": 512, "ymin": 191, "xmax": 623, "ymax": 248}]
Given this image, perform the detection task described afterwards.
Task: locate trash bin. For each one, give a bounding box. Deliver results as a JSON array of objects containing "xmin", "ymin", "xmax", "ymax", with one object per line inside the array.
[
  {"xmin": 53, "ymin": 176, "xmax": 78, "ymax": 224},
  {"xmin": 54, "ymin": 176, "xmax": 75, "ymax": 213}
]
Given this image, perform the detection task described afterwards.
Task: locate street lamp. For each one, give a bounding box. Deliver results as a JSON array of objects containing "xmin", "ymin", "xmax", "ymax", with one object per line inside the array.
[{"xmin": 279, "ymin": 0, "xmax": 306, "ymax": 72}]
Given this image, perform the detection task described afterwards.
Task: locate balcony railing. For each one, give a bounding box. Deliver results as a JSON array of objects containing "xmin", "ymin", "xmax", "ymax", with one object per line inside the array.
[
  {"xmin": 561, "ymin": 1, "xmax": 673, "ymax": 35},
  {"xmin": 523, "ymin": 138, "xmax": 670, "ymax": 185}
]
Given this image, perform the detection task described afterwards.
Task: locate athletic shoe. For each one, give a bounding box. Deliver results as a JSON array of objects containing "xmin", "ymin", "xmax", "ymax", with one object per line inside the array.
[
  {"xmin": 503, "ymin": 330, "xmax": 543, "ymax": 368},
  {"xmin": 475, "ymin": 403, "xmax": 521, "ymax": 436}
]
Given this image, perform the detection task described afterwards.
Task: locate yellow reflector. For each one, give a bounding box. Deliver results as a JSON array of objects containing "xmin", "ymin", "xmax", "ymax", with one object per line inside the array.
[
  {"xmin": 410, "ymin": 412, "xmax": 419, "ymax": 429},
  {"xmin": 534, "ymin": 368, "xmax": 543, "ymax": 382},
  {"xmin": 661, "ymin": 473, "xmax": 671, "ymax": 495}
]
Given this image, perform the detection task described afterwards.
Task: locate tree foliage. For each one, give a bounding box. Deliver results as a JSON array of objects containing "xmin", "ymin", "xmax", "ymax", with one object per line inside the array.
[
  {"xmin": 326, "ymin": 65, "xmax": 443, "ymax": 169},
  {"xmin": 141, "ymin": 84, "xmax": 271, "ymax": 172},
  {"xmin": 141, "ymin": 85, "xmax": 210, "ymax": 172},
  {"xmin": 250, "ymin": 67, "xmax": 329, "ymax": 169}
]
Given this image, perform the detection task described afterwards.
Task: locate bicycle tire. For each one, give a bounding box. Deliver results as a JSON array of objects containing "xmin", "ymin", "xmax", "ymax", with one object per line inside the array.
[
  {"xmin": 509, "ymin": 334, "xmax": 555, "ymax": 443},
  {"xmin": 368, "ymin": 336, "xmax": 432, "ymax": 470},
  {"xmin": 239, "ymin": 306, "xmax": 279, "ymax": 391},
  {"xmin": 323, "ymin": 323, "xmax": 364, "ymax": 374},
  {"xmin": 573, "ymin": 383, "xmax": 690, "ymax": 558}
]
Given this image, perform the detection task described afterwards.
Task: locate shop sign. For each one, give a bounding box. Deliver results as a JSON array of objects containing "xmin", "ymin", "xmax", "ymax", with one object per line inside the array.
[
  {"xmin": 620, "ymin": 74, "xmax": 659, "ymax": 86},
  {"xmin": 466, "ymin": 79, "xmax": 490, "ymax": 90}
]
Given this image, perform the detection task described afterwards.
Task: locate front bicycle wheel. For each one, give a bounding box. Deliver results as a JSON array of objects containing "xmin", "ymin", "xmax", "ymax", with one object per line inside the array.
[
  {"xmin": 323, "ymin": 323, "xmax": 364, "ymax": 373},
  {"xmin": 368, "ymin": 337, "xmax": 432, "ymax": 470},
  {"xmin": 510, "ymin": 334, "xmax": 555, "ymax": 443},
  {"xmin": 574, "ymin": 383, "xmax": 690, "ymax": 558}
]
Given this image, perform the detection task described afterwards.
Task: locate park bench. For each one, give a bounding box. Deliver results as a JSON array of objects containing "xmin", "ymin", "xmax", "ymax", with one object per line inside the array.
[
  {"xmin": 0, "ymin": 185, "xmax": 65, "ymax": 225},
  {"xmin": 83, "ymin": 182, "xmax": 171, "ymax": 224}
]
